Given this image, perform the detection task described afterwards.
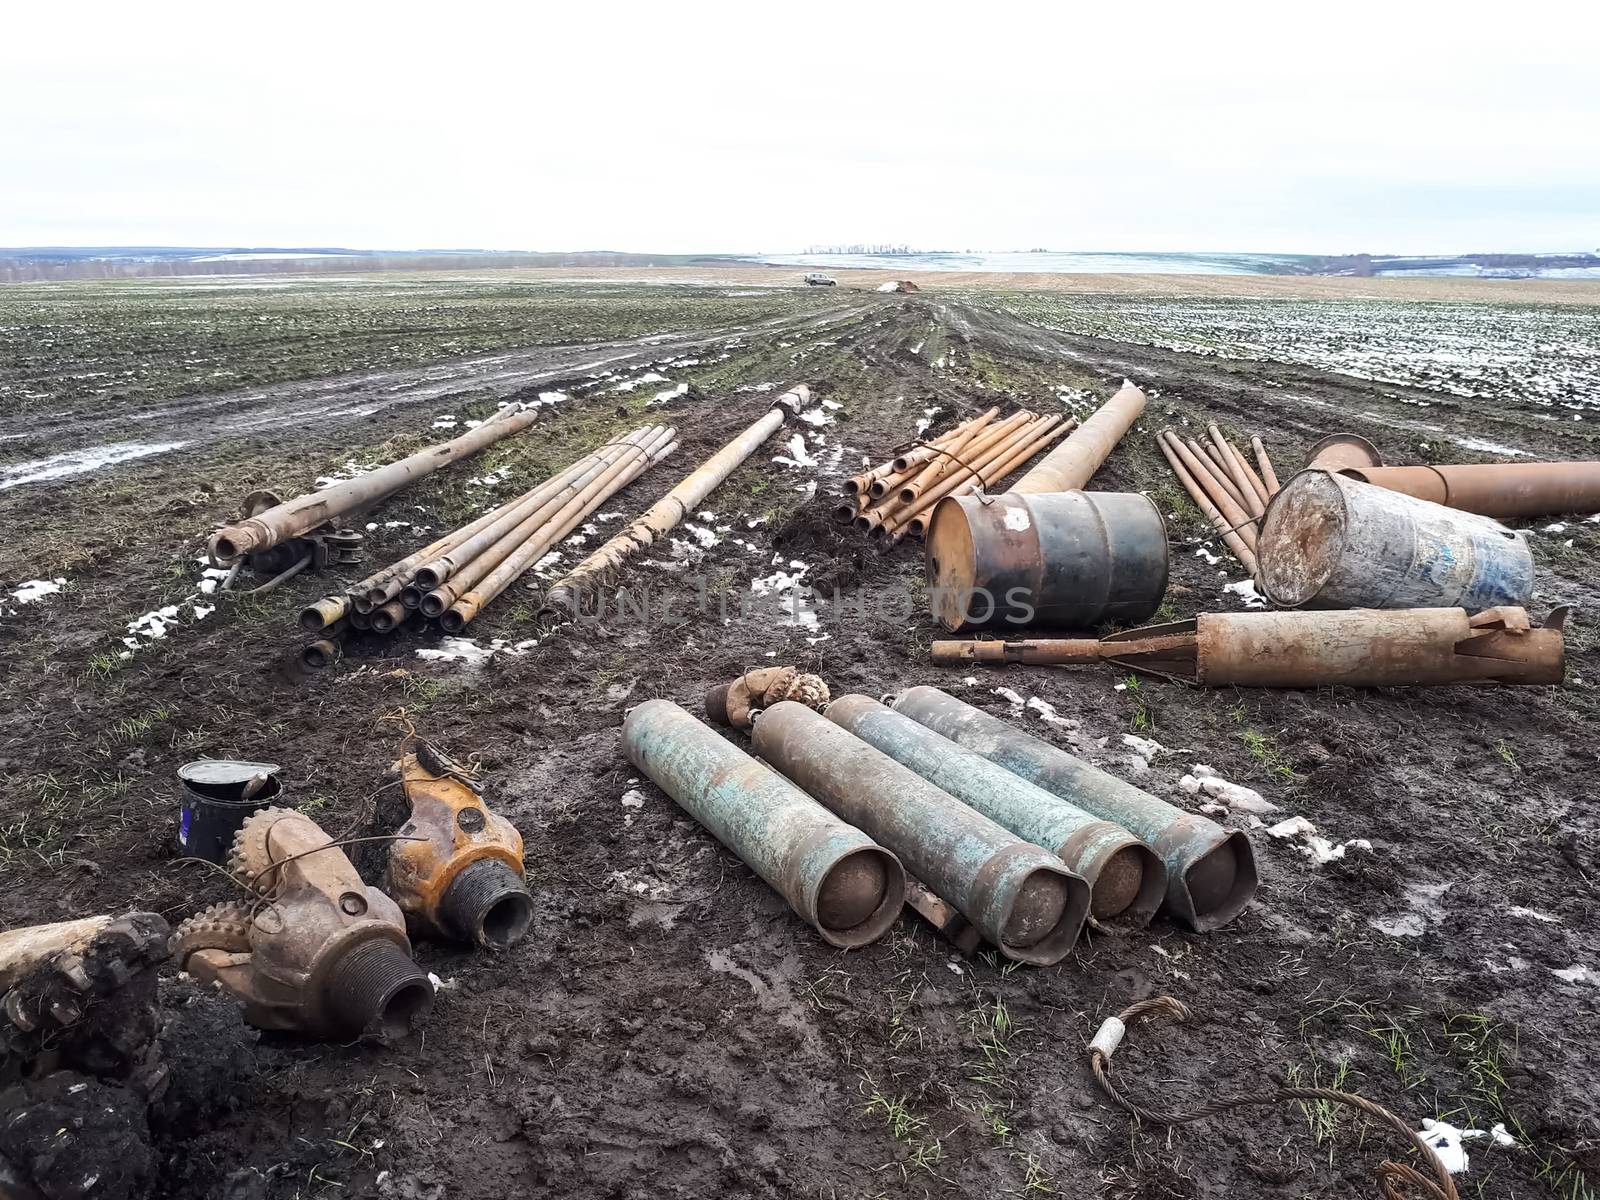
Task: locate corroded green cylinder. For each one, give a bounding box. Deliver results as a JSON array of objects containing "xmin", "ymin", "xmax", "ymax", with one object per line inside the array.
[
  {"xmin": 889, "ymin": 686, "xmax": 1256, "ymax": 932},
  {"xmin": 752, "ymin": 701, "xmax": 1087, "ymax": 964},
  {"xmin": 825, "ymin": 695, "xmax": 1165, "ymax": 933},
  {"xmin": 622, "ymin": 699, "xmax": 904, "ymax": 948}
]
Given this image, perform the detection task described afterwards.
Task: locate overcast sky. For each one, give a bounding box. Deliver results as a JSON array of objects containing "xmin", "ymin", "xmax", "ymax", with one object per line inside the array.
[{"xmin": 4, "ymin": 1, "xmax": 1597, "ymax": 254}]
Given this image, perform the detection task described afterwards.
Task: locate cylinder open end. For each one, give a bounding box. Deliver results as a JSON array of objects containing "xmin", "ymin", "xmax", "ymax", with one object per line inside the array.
[
  {"xmin": 440, "ymin": 859, "xmax": 534, "ymax": 950},
  {"xmin": 1179, "ymin": 831, "xmax": 1258, "ymax": 932},
  {"xmin": 813, "ymin": 847, "xmax": 904, "ymax": 947},
  {"xmin": 324, "ymin": 938, "xmax": 433, "ymax": 1041}
]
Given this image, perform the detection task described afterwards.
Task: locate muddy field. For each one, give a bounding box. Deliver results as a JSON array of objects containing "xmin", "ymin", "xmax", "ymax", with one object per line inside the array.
[{"xmin": 1, "ymin": 276, "xmax": 1596, "ymax": 1200}]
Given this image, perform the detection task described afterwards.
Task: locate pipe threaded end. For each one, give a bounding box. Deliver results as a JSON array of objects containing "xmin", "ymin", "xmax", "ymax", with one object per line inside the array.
[
  {"xmin": 324, "ymin": 938, "xmax": 433, "ymax": 1041},
  {"xmin": 440, "ymin": 859, "xmax": 534, "ymax": 950}
]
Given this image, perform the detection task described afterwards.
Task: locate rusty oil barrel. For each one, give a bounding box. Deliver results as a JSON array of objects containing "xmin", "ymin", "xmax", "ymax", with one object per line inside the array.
[
  {"xmin": 926, "ymin": 491, "xmax": 1168, "ymax": 632},
  {"xmin": 888, "ymin": 687, "xmax": 1256, "ymax": 932},
  {"xmin": 752, "ymin": 701, "xmax": 1088, "ymax": 963},
  {"xmin": 825, "ymin": 695, "xmax": 1165, "ymax": 933},
  {"xmin": 621, "ymin": 699, "xmax": 903, "ymax": 948},
  {"xmin": 1257, "ymin": 469, "xmax": 1534, "ymax": 612}
]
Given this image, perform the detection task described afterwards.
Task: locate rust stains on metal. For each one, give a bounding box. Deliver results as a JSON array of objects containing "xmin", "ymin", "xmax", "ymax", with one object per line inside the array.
[
  {"xmin": 1341, "ymin": 461, "xmax": 1600, "ymax": 519},
  {"xmin": 387, "ymin": 743, "xmax": 532, "ymax": 950},
  {"xmin": 172, "ymin": 808, "xmax": 432, "ymax": 1040},
  {"xmin": 1305, "ymin": 432, "xmax": 1383, "ymax": 471},
  {"xmin": 1258, "ymin": 469, "xmax": 1534, "ymax": 611},
  {"xmin": 931, "ymin": 606, "xmax": 1565, "ymax": 688},
  {"xmin": 1010, "ymin": 383, "xmax": 1146, "ymax": 494},
  {"xmin": 704, "ymin": 665, "xmax": 830, "ymax": 730}
]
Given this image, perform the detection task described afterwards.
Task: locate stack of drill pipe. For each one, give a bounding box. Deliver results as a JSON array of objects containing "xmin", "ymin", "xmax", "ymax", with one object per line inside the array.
[
  {"xmin": 835, "ymin": 410, "xmax": 1076, "ymax": 546},
  {"xmin": 295, "ymin": 426, "xmax": 674, "ymax": 656},
  {"xmin": 1156, "ymin": 423, "xmax": 1279, "ymax": 575}
]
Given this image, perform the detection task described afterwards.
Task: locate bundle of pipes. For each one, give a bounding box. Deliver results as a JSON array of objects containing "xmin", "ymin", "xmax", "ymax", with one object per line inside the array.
[
  {"xmin": 831, "ymin": 408, "xmax": 1076, "ymax": 546},
  {"xmin": 297, "ymin": 425, "xmax": 676, "ymax": 658},
  {"xmin": 1155, "ymin": 422, "xmax": 1280, "ymax": 576},
  {"xmin": 209, "ymin": 405, "xmax": 542, "ymax": 566}
]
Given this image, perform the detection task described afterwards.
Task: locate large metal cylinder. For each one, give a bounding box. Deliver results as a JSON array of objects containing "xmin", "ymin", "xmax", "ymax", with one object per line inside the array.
[
  {"xmin": 824, "ymin": 695, "xmax": 1164, "ymax": 933},
  {"xmin": 1258, "ymin": 469, "xmax": 1534, "ymax": 612},
  {"xmin": 1340, "ymin": 461, "xmax": 1600, "ymax": 519},
  {"xmin": 926, "ymin": 490, "xmax": 1168, "ymax": 632},
  {"xmin": 1010, "ymin": 383, "xmax": 1146, "ymax": 494},
  {"xmin": 621, "ymin": 699, "xmax": 903, "ymax": 948},
  {"xmin": 1305, "ymin": 432, "xmax": 1383, "ymax": 471},
  {"xmin": 1196, "ymin": 607, "xmax": 1565, "ymax": 687},
  {"xmin": 888, "ymin": 687, "xmax": 1256, "ymax": 932},
  {"xmin": 751, "ymin": 701, "xmax": 1088, "ymax": 964}
]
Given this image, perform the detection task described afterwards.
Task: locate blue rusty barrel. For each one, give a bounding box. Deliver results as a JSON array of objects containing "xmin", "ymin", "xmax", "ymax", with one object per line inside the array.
[
  {"xmin": 752, "ymin": 701, "xmax": 1088, "ymax": 963},
  {"xmin": 621, "ymin": 699, "xmax": 903, "ymax": 948},
  {"xmin": 925, "ymin": 491, "xmax": 1168, "ymax": 632},
  {"xmin": 889, "ymin": 686, "xmax": 1257, "ymax": 933},
  {"xmin": 825, "ymin": 695, "xmax": 1166, "ymax": 933},
  {"xmin": 1258, "ymin": 469, "xmax": 1533, "ymax": 612}
]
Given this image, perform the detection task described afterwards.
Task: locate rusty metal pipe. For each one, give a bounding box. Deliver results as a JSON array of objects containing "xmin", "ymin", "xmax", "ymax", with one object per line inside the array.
[
  {"xmin": 825, "ymin": 695, "xmax": 1165, "ymax": 933},
  {"xmin": 299, "ymin": 595, "xmax": 350, "ymax": 633},
  {"xmin": 1306, "ymin": 433, "xmax": 1383, "ymax": 471},
  {"xmin": 1259, "ymin": 469, "xmax": 1534, "ymax": 611},
  {"xmin": 858, "ymin": 413, "xmax": 1033, "ymax": 533},
  {"xmin": 622, "ymin": 699, "xmax": 904, "ymax": 947},
  {"xmin": 368, "ymin": 598, "xmax": 408, "ymax": 634},
  {"xmin": 1340, "ymin": 462, "xmax": 1600, "ymax": 519},
  {"xmin": 1010, "ymin": 383, "xmax": 1146, "ymax": 494},
  {"xmin": 541, "ymin": 387, "xmax": 816, "ymax": 619},
  {"xmin": 900, "ymin": 417, "xmax": 1073, "ymax": 540},
  {"xmin": 1208, "ymin": 425, "xmax": 1264, "ymax": 518},
  {"xmin": 883, "ymin": 415, "xmax": 1066, "ymax": 540},
  {"xmin": 1185, "ymin": 436, "xmax": 1253, "ymax": 525},
  {"xmin": 413, "ymin": 436, "xmax": 650, "ymax": 592},
  {"xmin": 1251, "ymin": 437, "xmax": 1280, "ymax": 495},
  {"xmin": 752, "ymin": 701, "xmax": 1087, "ymax": 963},
  {"xmin": 444, "ymin": 430, "xmax": 674, "ymax": 631},
  {"xmin": 1226, "ymin": 439, "xmax": 1271, "ymax": 513},
  {"xmin": 1158, "ymin": 434, "xmax": 1258, "ymax": 573},
  {"xmin": 299, "ymin": 637, "xmax": 341, "ymax": 672},
  {"xmin": 352, "ymin": 501, "xmax": 517, "ymax": 612},
  {"xmin": 888, "ymin": 687, "xmax": 1256, "ymax": 932},
  {"xmin": 209, "ymin": 407, "xmax": 540, "ymax": 562},
  {"xmin": 1168, "ymin": 434, "xmax": 1258, "ymax": 550},
  {"xmin": 422, "ymin": 427, "xmax": 667, "ymax": 618},
  {"xmin": 891, "ymin": 409, "xmax": 997, "ymax": 473},
  {"xmin": 895, "ymin": 410, "xmax": 1026, "ymax": 507}
]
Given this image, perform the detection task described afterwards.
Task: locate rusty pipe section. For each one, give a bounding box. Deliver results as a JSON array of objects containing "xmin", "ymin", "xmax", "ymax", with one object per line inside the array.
[
  {"xmin": 752, "ymin": 702, "xmax": 1087, "ymax": 963},
  {"xmin": 541, "ymin": 386, "xmax": 815, "ymax": 619},
  {"xmin": 1305, "ymin": 432, "xmax": 1383, "ymax": 471},
  {"xmin": 1010, "ymin": 383, "xmax": 1146, "ymax": 494},
  {"xmin": 209, "ymin": 407, "xmax": 540, "ymax": 562},
  {"xmin": 171, "ymin": 808, "xmax": 433, "ymax": 1040},
  {"xmin": 1340, "ymin": 461, "xmax": 1600, "ymax": 519},
  {"xmin": 825, "ymin": 695, "xmax": 1164, "ymax": 933},
  {"xmin": 386, "ymin": 744, "xmax": 532, "ymax": 949},
  {"xmin": 930, "ymin": 606, "xmax": 1565, "ymax": 687},
  {"xmin": 1258, "ymin": 469, "xmax": 1534, "ymax": 612},
  {"xmin": 621, "ymin": 699, "xmax": 904, "ymax": 947},
  {"xmin": 888, "ymin": 687, "xmax": 1256, "ymax": 932},
  {"xmin": 926, "ymin": 490, "xmax": 1169, "ymax": 632}
]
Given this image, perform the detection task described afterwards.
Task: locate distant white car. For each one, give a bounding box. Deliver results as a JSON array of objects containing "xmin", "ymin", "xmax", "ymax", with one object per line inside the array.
[{"xmin": 803, "ymin": 272, "xmax": 837, "ymax": 286}]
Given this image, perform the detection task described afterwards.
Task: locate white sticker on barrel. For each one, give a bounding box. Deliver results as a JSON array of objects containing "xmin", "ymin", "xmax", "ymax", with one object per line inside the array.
[{"xmin": 1004, "ymin": 507, "xmax": 1031, "ymax": 532}]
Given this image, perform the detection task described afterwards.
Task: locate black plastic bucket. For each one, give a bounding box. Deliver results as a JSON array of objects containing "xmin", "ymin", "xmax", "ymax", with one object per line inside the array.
[{"xmin": 176, "ymin": 760, "xmax": 286, "ymax": 863}]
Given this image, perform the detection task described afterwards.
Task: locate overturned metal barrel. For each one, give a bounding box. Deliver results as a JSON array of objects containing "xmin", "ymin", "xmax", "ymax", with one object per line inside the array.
[
  {"xmin": 1305, "ymin": 432, "xmax": 1383, "ymax": 471},
  {"xmin": 888, "ymin": 687, "xmax": 1256, "ymax": 932},
  {"xmin": 752, "ymin": 701, "xmax": 1087, "ymax": 963},
  {"xmin": 926, "ymin": 490, "xmax": 1168, "ymax": 632},
  {"xmin": 622, "ymin": 699, "xmax": 903, "ymax": 948},
  {"xmin": 1340, "ymin": 461, "xmax": 1600, "ymax": 519},
  {"xmin": 1258, "ymin": 469, "xmax": 1534, "ymax": 612},
  {"xmin": 825, "ymin": 695, "xmax": 1164, "ymax": 933}
]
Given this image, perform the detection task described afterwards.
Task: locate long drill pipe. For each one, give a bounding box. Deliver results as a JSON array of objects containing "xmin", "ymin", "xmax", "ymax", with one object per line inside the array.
[
  {"xmin": 870, "ymin": 413, "xmax": 997, "ymax": 500},
  {"xmin": 1208, "ymin": 424, "xmax": 1263, "ymax": 518},
  {"xmin": 1169, "ymin": 434, "xmax": 1258, "ymax": 551},
  {"xmin": 846, "ymin": 406, "xmax": 985, "ymax": 495},
  {"xmin": 892, "ymin": 418, "xmax": 1071, "ymax": 543},
  {"xmin": 445, "ymin": 431, "xmax": 675, "ymax": 630},
  {"xmin": 1226, "ymin": 440, "xmax": 1271, "ymax": 512},
  {"xmin": 895, "ymin": 410, "xmax": 1020, "ymax": 507},
  {"xmin": 902, "ymin": 417, "xmax": 1072, "ymax": 540},
  {"xmin": 855, "ymin": 413, "xmax": 1031, "ymax": 534},
  {"xmin": 541, "ymin": 388, "xmax": 819, "ymax": 619},
  {"xmin": 1340, "ymin": 462, "xmax": 1600, "ymax": 519},
  {"xmin": 1186, "ymin": 436, "xmax": 1251, "ymax": 516},
  {"xmin": 875, "ymin": 415, "xmax": 1049, "ymax": 536},
  {"xmin": 413, "ymin": 437, "xmax": 649, "ymax": 592},
  {"xmin": 1158, "ymin": 434, "xmax": 1259, "ymax": 572},
  {"xmin": 420, "ymin": 428, "xmax": 667, "ymax": 617},
  {"xmin": 1009, "ymin": 383, "xmax": 1145, "ymax": 494},
  {"xmin": 857, "ymin": 413, "xmax": 1029, "ymax": 532},
  {"xmin": 1251, "ymin": 437, "xmax": 1280, "ymax": 494},
  {"xmin": 209, "ymin": 406, "xmax": 541, "ymax": 562},
  {"xmin": 350, "ymin": 450, "xmax": 602, "ymax": 614}
]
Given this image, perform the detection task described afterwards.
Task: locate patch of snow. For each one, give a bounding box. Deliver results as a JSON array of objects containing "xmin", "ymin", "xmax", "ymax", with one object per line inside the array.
[
  {"xmin": 1266, "ymin": 815, "xmax": 1371, "ymax": 864},
  {"xmin": 612, "ymin": 371, "xmax": 669, "ymax": 392},
  {"xmin": 1552, "ymin": 964, "xmax": 1599, "ymax": 985},
  {"xmin": 2, "ymin": 441, "xmax": 188, "ymax": 490},
  {"xmin": 648, "ymin": 382, "xmax": 689, "ymax": 406},
  {"xmin": 1026, "ymin": 696, "xmax": 1076, "ymax": 728},
  {"xmin": 1194, "ymin": 545, "xmax": 1221, "ymax": 566},
  {"xmin": 1224, "ymin": 578, "xmax": 1267, "ymax": 609},
  {"xmin": 1178, "ymin": 765, "xmax": 1278, "ymax": 813},
  {"xmin": 621, "ymin": 789, "xmax": 647, "ymax": 810},
  {"xmin": 10, "ymin": 578, "xmax": 66, "ymax": 605},
  {"xmin": 772, "ymin": 434, "xmax": 818, "ymax": 469},
  {"xmin": 414, "ymin": 636, "xmax": 539, "ymax": 664},
  {"xmin": 1508, "ymin": 905, "xmax": 1560, "ymax": 923}
]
